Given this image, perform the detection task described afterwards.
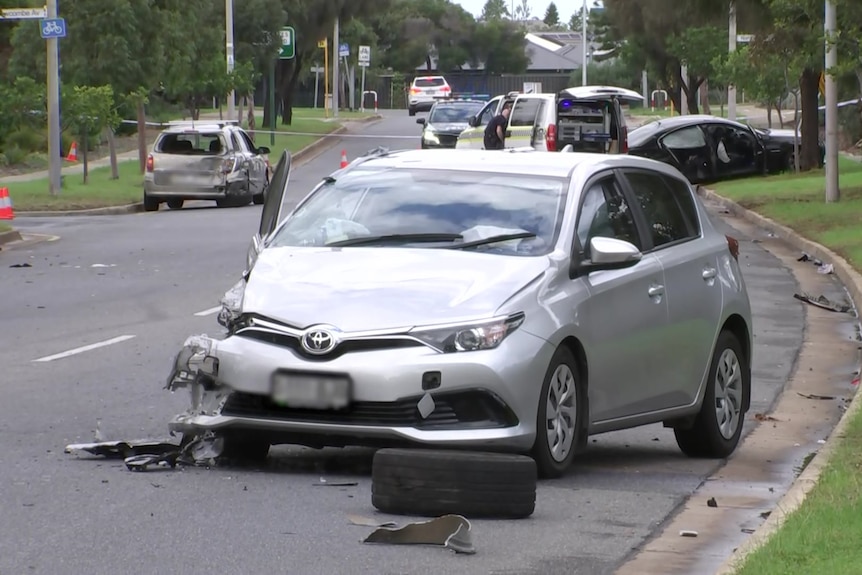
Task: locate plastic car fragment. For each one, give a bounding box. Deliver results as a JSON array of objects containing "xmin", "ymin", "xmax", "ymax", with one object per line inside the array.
[
  {"xmin": 793, "ymin": 292, "xmax": 852, "ymax": 313},
  {"xmin": 362, "ymin": 514, "xmax": 475, "ymax": 555}
]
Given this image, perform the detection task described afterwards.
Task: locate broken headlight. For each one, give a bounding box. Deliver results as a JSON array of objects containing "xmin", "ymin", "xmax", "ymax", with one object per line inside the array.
[
  {"xmin": 409, "ymin": 313, "xmax": 525, "ymax": 353},
  {"xmin": 217, "ymin": 278, "xmax": 246, "ymax": 330}
]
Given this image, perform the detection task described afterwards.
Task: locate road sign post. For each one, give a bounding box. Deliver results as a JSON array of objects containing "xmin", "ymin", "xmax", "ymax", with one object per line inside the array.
[
  {"xmin": 358, "ymin": 46, "xmax": 370, "ymax": 112},
  {"xmin": 45, "ymin": 2, "xmax": 62, "ymax": 196},
  {"xmin": 333, "ymin": 17, "xmax": 340, "ymax": 119}
]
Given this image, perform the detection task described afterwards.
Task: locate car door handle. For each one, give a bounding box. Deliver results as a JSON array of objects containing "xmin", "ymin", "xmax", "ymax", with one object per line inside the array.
[
  {"xmin": 648, "ymin": 284, "xmax": 664, "ymax": 297},
  {"xmin": 702, "ymin": 267, "xmax": 717, "ymax": 280}
]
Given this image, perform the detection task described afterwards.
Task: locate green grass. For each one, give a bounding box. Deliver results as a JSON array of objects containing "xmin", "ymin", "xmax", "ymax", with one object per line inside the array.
[
  {"xmin": 0, "ymin": 222, "xmax": 12, "ymax": 233},
  {"xmin": 711, "ymin": 155, "xmax": 862, "ymax": 575},
  {"xmin": 713, "ymin": 157, "xmax": 862, "ymax": 267},
  {"xmin": 733, "ymin": 409, "xmax": 862, "ymax": 575},
  {"xmin": 7, "ymin": 117, "xmax": 343, "ymax": 211}
]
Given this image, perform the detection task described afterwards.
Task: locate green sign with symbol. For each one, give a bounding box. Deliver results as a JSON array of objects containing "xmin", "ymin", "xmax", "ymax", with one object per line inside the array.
[{"xmin": 279, "ymin": 26, "xmax": 295, "ymax": 59}]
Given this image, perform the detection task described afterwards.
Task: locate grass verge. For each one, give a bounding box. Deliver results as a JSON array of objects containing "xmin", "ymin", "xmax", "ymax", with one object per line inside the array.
[
  {"xmin": 4, "ymin": 117, "xmax": 342, "ymax": 211},
  {"xmin": 0, "ymin": 222, "xmax": 12, "ymax": 233},
  {"xmin": 712, "ymin": 156, "xmax": 862, "ymax": 575}
]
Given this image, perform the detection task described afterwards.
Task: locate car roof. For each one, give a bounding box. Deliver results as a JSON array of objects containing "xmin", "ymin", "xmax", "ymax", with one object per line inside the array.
[
  {"xmin": 160, "ymin": 121, "xmax": 238, "ymax": 134},
  {"xmin": 633, "ymin": 115, "xmax": 748, "ymax": 132},
  {"xmin": 342, "ymin": 148, "xmax": 686, "ymax": 181}
]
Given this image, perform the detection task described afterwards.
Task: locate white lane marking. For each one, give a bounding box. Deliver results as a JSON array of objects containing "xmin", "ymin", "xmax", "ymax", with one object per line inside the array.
[
  {"xmin": 32, "ymin": 335, "xmax": 136, "ymax": 363},
  {"xmin": 194, "ymin": 306, "xmax": 222, "ymax": 317}
]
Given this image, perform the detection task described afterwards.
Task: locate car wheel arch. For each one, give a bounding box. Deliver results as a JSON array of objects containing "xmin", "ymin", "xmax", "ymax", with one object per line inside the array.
[
  {"xmin": 558, "ymin": 335, "xmax": 591, "ymax": 435},
  {"xmin": 720, "ymin": 314, "xmax": 752, "ymax": 413}
]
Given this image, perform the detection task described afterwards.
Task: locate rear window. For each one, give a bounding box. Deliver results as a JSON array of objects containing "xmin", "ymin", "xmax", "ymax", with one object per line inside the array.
[
  {"xmin": 156, "ymin": 132, "xmax": 225, "ymax": 155},
  {"xmin": 414, "ymin": 77, "xmax": 446, "ymax": 88}
]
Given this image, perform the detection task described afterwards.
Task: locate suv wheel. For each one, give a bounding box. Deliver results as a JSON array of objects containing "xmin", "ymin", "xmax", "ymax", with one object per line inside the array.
[
  {"xmin": 408, "ymin": 107, "xmax": 416, "ymax": 117},
  {"xmin": 143, "ymin": 194, "xmax": 159, "ymax": 212},
  {"xmin": 167, "ymin": 199, "xmax": 184, "ymax": 210}
]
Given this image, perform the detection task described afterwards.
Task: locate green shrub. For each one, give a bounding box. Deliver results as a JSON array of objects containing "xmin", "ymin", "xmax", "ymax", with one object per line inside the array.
[
  {"xmin": 3, "ymin": 145, "xmax": 28, "ymax": 165},
  {"xmin": 5, "ymin": 128, "xmax": 46, "ymax": 154}
]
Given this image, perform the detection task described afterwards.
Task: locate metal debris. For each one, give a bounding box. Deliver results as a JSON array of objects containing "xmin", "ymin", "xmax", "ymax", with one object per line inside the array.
[
  {"xmin": 797, "ymin": 392, "xmax": 836, "ymax": 400},
  {"xmin": 66, "ymin": 433, "xmax": 225, "ymax": 472},
  {"xmin": 679, "ymin": 530, "xmax": 698, "ymax": 538},
  {"xmin": 347, "ymin": 515, "xmax": 398, "ymax": 528},
  {"xmin": 363, "ymin": 514, "xmax": 476, "ymax": 554},
  {"xmin": 793, "ymin": 293, "xmax": 852, "ymax": 313},
  {"xmin": 315, "ymin": 477, "xmax": 359, "ymax": 487},
  {"xmin": 707, "ymin": 497, "xmax": 718, "ymax": 508}
]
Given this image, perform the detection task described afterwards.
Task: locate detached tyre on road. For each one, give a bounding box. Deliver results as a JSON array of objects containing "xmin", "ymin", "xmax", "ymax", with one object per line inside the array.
[
  {"xmin": 674, "ymin": 330, "xmax": 750, "ymax": 458},
  {"xmin": 371, "ymin": 448, "xmax": 537, "ymax": 519}
]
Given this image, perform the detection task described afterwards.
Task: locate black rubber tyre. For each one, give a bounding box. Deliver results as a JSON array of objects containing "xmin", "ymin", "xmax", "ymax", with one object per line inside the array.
[
  {"xmin": 166, "ymin": 199, "xmax": 184, "ymax": 210},
  {"xmin": 218, "ymin": 432, "xmax": 270, "ymax": 464},
  {"xmin": 408, "ymin": 107, "xmax": 416, "ymax": 117},
  {"xmin": 675, "ymin": 331, "xmax": 749, "ymax": 458},
  {"xmin": 531, "ymin": 346, "xmax": 586, "ymax": 479},
  {"xmin": 371, "ymin": 448, "xmax": 536, "ymax": 519},
  {"xmin": 143, "ymin": 194, "xmax": 159, "ymax": 212},
  {"xmin": 252, "ymin": 192, "xmax": 265, "ymax": 205}
]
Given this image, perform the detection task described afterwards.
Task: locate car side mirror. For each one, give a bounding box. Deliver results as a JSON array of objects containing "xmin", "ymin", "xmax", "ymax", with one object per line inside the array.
[
  {"xmin": 416, "ymin": 118, "xmax": 426, "ymax": 125},
  {"xmin": 573, "ymin": 237, "xmax": 642, "ymax": 277},
  {"xmin": 468, "ymin": 116, "xmax": 478, "ymax": 127},
  {"xmin": 257, "ymin": 146, "xmax": 270, "ymax": 154}
]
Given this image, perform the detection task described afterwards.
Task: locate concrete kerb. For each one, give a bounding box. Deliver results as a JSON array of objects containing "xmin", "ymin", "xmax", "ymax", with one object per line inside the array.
[
  {"xmin": 13, "ymin": 115, "xmax": 383, "ymax": 218},
  {"xmin": 699, "ymin": 186, "xmax": 862, "ymax": 575},
  {"xmin": 0, "ymin": 229, "xmax": 23, "ymax": 246}
]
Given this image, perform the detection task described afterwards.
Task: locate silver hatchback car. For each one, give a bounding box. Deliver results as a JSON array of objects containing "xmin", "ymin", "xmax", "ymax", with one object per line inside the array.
[{"xmin": 167, "ymin": 148, "xmax": 753, "ymax": 478}]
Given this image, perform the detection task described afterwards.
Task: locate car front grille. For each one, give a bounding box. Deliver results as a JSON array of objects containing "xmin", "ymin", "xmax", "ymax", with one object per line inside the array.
[
  {"xmin": 220, "ymin": 389, "xmax": 519, "ymax": 430},
  {"xmin": 437, "ymin": 134, "xmax": 459, "ymax": 148},
  {"xmin": 237, "ymin": 329, "xmax": 424, "ymax": 361}
]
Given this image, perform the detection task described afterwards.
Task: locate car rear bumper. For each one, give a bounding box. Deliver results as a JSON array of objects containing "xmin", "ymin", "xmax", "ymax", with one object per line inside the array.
[
  {"xmin": 144, "ymin": 179, "xmax": 247, "ymax": 200},
  {"xmin": 166, "ymin": 329, "xmax": 556, "ymax": 451},
  {"xmin": 409, "ymin": 100, "xmax": 435, "ymax": 111}
]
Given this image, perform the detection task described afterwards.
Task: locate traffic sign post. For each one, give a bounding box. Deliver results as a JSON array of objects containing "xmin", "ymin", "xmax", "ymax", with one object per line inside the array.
[
  {"xmin": 279, "ymin": 26, "xmax": 295, "ymax": 59},
  {"xmin": 40, "ymin": 17, "xmax": 65, "ymax": 38},
  {"xmin": 339, "ymin": 43, "xmax": 349, "ymax": 58},
  {"xmin": 358, "ymin": 46, "xmax": 371, "ymax": 112}
]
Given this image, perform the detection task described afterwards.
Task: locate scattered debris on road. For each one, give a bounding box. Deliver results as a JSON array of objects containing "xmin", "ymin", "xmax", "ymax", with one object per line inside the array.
[
  {"xmin": 347, "ymin": 515, "xmax": 397, "ymax": 528},
  {"xmin": 65, "ymin": 432, "xmax": 226, "ymax": 472},
  {"xmin": 679, "ymin": 530, "xmax": 698, "ymax": 538},
  {"xmin": 707, "ymin": 497, "xmax": 718, "ymax": 508},
  {"xmin": 315, "ymin": 477, "xmax": 359, "ymax": 487},
  {"xmin": 754, "ymin": 412, "xmax": 780, "ymax": 422},
  {"xmin": 361, "ymin": 514, "xmax": 475, "ymax": 555},
  {"xmin": 798, "ymin": 252, "xmax": 835, "ymax": 274},
  {"xmin": 793, "ymin": 292, "xmax": 852, "ymax": 313},
  {"xmin": 9, "ymin": 262, "xmax": 31, "ymax": 268},
  {"xmin": 797, "ymin": 392, "xmax": 837, "ymax": 401}
]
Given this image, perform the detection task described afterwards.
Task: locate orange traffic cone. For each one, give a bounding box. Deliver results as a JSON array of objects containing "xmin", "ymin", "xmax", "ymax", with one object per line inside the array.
[
  {"xmin": 340, "ymin": 149, "xmax": 348, "ymax": 168},
  {"xmin": 0, "ymin": 187, "xmax": 14, "ymax": 220},
  {"xmin": 65, "ymin": 141, "xmax": 78, "ymax": 162}
]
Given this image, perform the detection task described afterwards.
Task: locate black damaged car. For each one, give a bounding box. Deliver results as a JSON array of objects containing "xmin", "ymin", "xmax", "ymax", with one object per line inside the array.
[{"xmin": 627, "ymin": 115, "xmax": 825, "ymax": 184}]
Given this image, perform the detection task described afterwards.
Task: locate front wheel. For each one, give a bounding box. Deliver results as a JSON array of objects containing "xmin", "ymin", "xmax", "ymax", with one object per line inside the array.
[
  {"xmin": 675, "ymin": 331, "xmax": 749, "ymax": 458},
  {"xmin": 531, "ymin": 347, "xmax": 584, "ymax": 478}
]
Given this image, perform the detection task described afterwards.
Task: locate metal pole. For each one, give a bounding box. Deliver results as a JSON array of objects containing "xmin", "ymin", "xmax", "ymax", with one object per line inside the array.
[
  {"xmin": 269, "ymin": 61, "xmax": 275, "ymax": 146},
  {"xmin": 824, "ymin": 0, "xmax": 839, "ymax": 202},
  {"xmin": 680, "ymin": 63, "xmax": 689, "ymax": 115},
  {"xmin": 324, "ymin": 41, "xmax": 329, "ymax": 118},
  {"xmin": 581, "ymin": 0, "xmax": 587, "ymax": 86},
  {"xmin": 47, "ymin": 0, "xmax": 61, "ymax": 195},
  {"xmin": 360, "ymin": 66, "xmax": 366, "ymax": 112},
  {"xmin": 728, "ymin": 0, "xmax": 737, "ymax": 121},
  {"xmin": 642, "ymin": 70, "xmax": 648, "ymax": 109},
  {"xmin": 314, "ymin": 67, "xmax": 319, "ymax": 109},
  {"xmin": 333, "ymin": 17, "xmax": 340, "ymax": 119},
  {"xmin": 225, "ymin": 0, "xmax": 236, "ymax": 121}
]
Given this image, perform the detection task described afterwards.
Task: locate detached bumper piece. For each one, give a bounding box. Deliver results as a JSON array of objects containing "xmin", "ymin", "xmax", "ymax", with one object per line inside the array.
[{"xmin": 221, "ymin": 389, "xmax": 519, "ymax": 431}]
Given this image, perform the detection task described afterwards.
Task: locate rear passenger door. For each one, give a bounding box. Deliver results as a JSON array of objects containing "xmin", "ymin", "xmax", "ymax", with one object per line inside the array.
[
  {"xmin": 619, "ymin": 169, "xmax": 723, "ymax": 408},
  {"xmin": 507, "ymin": 97, "xmax": 543, "ymax": 149},
  {"xmin": 238, "ymin": 129, "xmax": 267, "ymax": 194}
]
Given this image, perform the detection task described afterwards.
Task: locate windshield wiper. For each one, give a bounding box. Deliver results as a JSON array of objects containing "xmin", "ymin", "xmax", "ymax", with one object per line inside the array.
[
  {"xmin": 326, "ymin": 233, "xmax": 463, "ymax": 247},
  {"xmin": 444, "ymin": 232, "xmax": 537, "ymax": 250}
]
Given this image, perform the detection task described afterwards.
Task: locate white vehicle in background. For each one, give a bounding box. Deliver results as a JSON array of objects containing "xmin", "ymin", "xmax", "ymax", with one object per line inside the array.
[{"xmin": 408, "ymin": 76, "xmax": 452, "ymax": 116}]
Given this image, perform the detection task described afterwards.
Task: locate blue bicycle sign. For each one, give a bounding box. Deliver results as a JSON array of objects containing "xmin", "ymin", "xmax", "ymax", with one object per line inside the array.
[{"xmin": 40, "ymin": 18, "xmax": 66, "ymax": 39}]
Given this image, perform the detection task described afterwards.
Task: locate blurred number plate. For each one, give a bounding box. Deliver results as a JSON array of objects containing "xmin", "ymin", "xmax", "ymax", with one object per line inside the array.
[
  {"xmin": 271, "ymin": 372, "xmax": 350, "ymax": 409},
  {"xmin": 170, "ymin": 173, "xmax": 201, "ymax": 186}
]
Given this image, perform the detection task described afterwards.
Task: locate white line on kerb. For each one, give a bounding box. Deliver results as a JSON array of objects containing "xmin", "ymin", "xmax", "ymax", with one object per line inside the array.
[
  {"xmin": 32, "ymin": 335, "xmax": 137, "ymax": 363},
  {"xmin": 194, "ymin": 306, "xmax": 221, "ymax": 317}
]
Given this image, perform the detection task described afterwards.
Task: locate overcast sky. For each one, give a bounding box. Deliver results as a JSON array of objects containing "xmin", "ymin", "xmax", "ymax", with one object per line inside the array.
[{"xmin": 451, "ymin": 0, "xmax": 591, "ymax": 21}]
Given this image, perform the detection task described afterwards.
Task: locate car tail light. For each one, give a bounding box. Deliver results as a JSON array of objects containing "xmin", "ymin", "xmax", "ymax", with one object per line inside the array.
[
  {"xmin": 220, "ymin": 157, "xmax": 237, "ymax": 175},
  {"xmin": 441, "ymin": 85, "xmax": 451, "ymax": 92},
  {"xmin": 726, "ymin": 235, "xmax": 739, "ymax": 261},
  {"xmin": 410, "ymin": 88, "xmax": 421, "ymax": 95},
  {"xmin": 146, "ymin": 154, "xmax": 154, "ymax": 172},
  {"xmin": 620, "ymin": 126, "xmax": 629, "ymax": 153},
  {"xmin": 546, "ymin": 124, "xmax": 557, "ymax": 152}
]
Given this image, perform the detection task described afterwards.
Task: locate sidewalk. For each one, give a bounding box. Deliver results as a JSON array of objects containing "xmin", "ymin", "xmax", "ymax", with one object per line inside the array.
[{"xmin": 0, "ymin": 150, "xmax": 141, "ymax": 184}]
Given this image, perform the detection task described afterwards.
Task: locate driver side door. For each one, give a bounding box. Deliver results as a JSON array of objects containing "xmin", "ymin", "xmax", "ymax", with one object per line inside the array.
[
  {"xmin": 657, "ymin": 125, "xmax": 715, "ymax": 184},
  {"xmin": 258, "ymin": 150, "xmax": 292, "ymax": 242},
  {"xmin": 574, "ymin": 174, "xmax": 670, "ymax": 424},
  {"xmin": 456, "ymin": 96, "xmax": 500, "ymax": 149}
]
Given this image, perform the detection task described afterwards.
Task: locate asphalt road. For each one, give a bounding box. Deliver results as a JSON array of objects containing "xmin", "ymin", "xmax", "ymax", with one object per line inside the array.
[{"xmin": 0, "ymin": 111, "xmax": 804, "ymax": 575}]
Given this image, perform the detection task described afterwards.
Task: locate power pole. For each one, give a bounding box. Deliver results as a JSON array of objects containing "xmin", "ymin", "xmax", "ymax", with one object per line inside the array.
[
  {"xmin": 581, "ymin": 0, "xmax": 588, "ymax": 86},
  {"xmin": 824, "ymin": 0, "xmax": 839, "ymax": 202},
  {"xmin": 333, "ymin": 16, "xmax": 340, "ymax": 119},
  {"xmin": 728, "ymin": 0, "xmax": 737, "ymax": 121},
  {"xmin": 225, "ymin": 0, "xmax": 236, "ymax": 121},
  {"xmin": 47, "ymin": 0, "xmax": 61, "ymax": 195}
]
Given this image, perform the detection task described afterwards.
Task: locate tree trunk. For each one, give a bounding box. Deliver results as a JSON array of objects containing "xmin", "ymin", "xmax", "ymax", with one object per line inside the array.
[
  {"xmin": 82, "ymin": 130, "xmax": 89, "ymax": 184},
  {"xmin": 799, "ymin": 67, "xmax": 821, "ymax": 171},
  {"xmin": 777, "ymin": 98, "xmax": 785, "ymax": 128},
  {"xmin": 700, "ymin": 79, "xmax": 711, "ymax": 115},
  {"xmin": 247, "ymin": 93, "xmax": 256, "ymax": 141},
  {"xmin": 107, "ymin": 127, "xmax": 119, "ymax": 180},
  {"xmin": 263, "ymin": 72, "xmax": 272, "ymax": 129},
  {"xmin": 684, "ymin": 78, "xmax": 703, "ymax": 115},
  {"xmin": 237, "ymin": 96, "xmax": 244, "ymax": 127},
  {"xmin": 765, "ymin": 103, "xmax": 772, "ymax": 129},
  {"xmin": 280, "ymin": 53, "xmax": 304, "ymax": 125},
  {"xmin": 137, "ymin": 101, "xmax": 148, "ymax": 174}
]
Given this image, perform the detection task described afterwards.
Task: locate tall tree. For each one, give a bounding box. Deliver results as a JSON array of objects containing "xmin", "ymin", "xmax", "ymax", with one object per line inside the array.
[
  {"xmin": 513, "ymin": 0, "xmax": 531, "ymax": 20},
  {"xmin": 480, "ymin": 0, "xmax": 509, "ymax": 21},
  {"xmin": 543, "ymin": 2, "xmax": 560, "ymax": 28},
  {"xmin": 472, "ymin": 19, "xmax": 529, "ymax": 74}
]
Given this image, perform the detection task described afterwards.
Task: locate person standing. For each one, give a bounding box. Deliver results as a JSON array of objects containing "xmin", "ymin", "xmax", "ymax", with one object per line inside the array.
[{"xmin": 483, "ymin": 103, "xmax": 511, "ymax": 150}]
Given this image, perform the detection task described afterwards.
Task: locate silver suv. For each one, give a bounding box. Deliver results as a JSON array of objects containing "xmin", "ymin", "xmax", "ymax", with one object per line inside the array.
[{"xmin": 143, "ymin": 121, "xmax": 270, "ymax": 211}]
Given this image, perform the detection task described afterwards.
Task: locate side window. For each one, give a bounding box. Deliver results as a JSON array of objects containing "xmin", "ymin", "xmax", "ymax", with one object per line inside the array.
[
  {"xmin": 624, "ymin": 171, "xmax": 695, "ymax": 248},
  {"xmin": 661, "ymin": 175, "xmax": 701, "ymax": 235},
  {"xmin": 510, "ymin": 98, "xmax": 542, "ymax": 127},
  {"xmin": 239, "ymin": 130, "xmax": 258, "ymax": 153},
  {"xmin": 478, "ymin": 100, "xmax": 499, "ymax": 126},
  {"xmin": 231, "ymin": 132, "xmax": 247, "ymax": 153},
  {"xmin": 576, "ymin": 177, "xmax": 641, "ymax": 257},
  {"xmin": 661, "ymin": 126, "xmax": 707, "ymax": 149}
]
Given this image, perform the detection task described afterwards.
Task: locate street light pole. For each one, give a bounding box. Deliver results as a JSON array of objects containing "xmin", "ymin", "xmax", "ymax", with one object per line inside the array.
[
  {"xmin": 581, "ymin": 0, "xmax": 588, "ymax": 86},
  {"xmin": 333, "ymin": 16, "xmax": 340, "ymax": 119},
  {"xmin": 728, "ymin": 0, "xmax": 737, "ymax": 121},
  {"xmin": 47, "ymin": 0, "xmax": 61, "ymax": 195},
  {"xmin": 225, "ymin": 0, "xmax": 236, "ymax": 121},
  {"xmin": 824, "ymin": 0, "xmax": 839, "ymax": 202}
]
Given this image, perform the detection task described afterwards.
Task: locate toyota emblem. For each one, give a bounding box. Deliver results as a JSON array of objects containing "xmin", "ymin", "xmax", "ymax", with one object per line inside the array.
[{"xmin": 301, "ymin": 327, "xmax": 338, "ymax": 355}]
